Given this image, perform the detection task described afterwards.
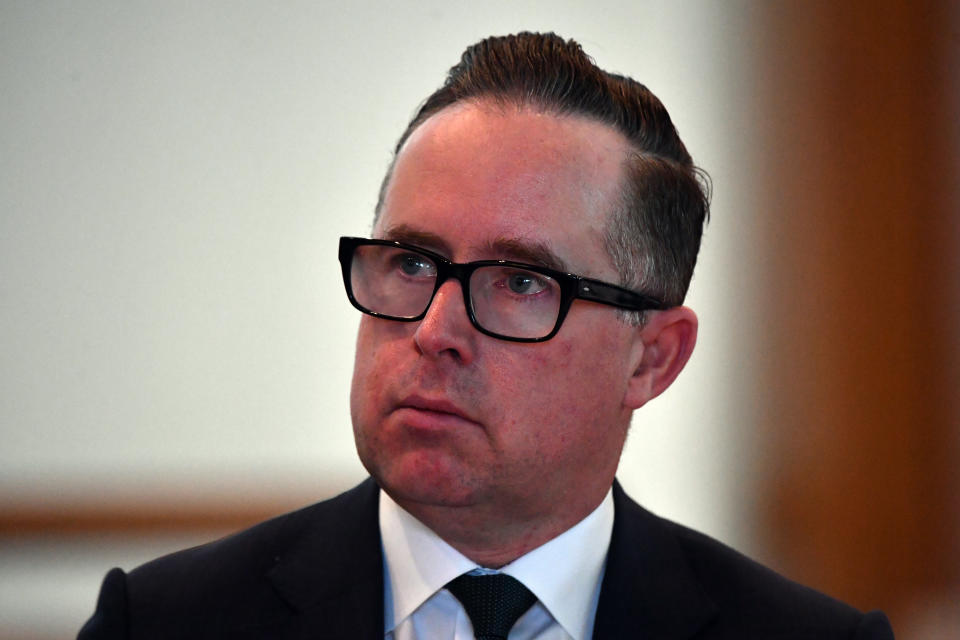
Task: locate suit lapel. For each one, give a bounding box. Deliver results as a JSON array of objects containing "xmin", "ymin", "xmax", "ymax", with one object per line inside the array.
[
  {"xmin": 593, "ymin": 481, "xmax": 718, "ymax": 639},
  {"xmin": 265, "ymin": 478, "xmax": 385, "ymax": 640},
  {"xmin": 254, "ymin": 477, "xmax": 717, "ymax": 638}
]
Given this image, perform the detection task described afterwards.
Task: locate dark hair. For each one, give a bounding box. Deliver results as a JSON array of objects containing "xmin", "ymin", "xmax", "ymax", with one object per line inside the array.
[{"xmin": 376, "ymin": 32, "xmax": 710, "ymax": 308}]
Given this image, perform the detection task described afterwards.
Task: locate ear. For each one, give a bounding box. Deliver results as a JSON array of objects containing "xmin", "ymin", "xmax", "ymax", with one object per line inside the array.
[{"xmin": 624, "ymin": 306, "xmax": 698, "ymax": 410}]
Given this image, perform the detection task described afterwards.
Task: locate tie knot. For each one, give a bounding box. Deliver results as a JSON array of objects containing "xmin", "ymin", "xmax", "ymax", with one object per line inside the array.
[{"xmin": 445, "ymin": 573, "xmax": 537, "ymax": 640}]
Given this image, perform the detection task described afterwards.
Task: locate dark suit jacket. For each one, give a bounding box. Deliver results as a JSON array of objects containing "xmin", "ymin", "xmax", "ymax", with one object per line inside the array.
[{"xmin": 79, "ymin": 478, "xmax": 894, "ymax": 639}]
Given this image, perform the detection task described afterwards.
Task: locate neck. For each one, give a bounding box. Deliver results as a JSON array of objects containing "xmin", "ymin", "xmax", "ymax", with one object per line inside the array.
[{"xmin": 391, "ymin": 484, "xmax": 612, "ymax": 568}]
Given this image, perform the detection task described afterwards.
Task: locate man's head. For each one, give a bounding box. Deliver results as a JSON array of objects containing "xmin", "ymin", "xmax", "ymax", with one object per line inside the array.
[
  {"xmin": 347, "ymin": 33, "xmax": 706, "ymax": 561},
  {"xmin": 376, "ymin": 32, "xmax": 709, "ymax": 308}
]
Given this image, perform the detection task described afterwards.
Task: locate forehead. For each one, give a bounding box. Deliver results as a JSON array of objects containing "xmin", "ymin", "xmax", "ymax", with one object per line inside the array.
[{"xmin": 376, "ymin": 102, "xmax": 630, "ymax": 274}]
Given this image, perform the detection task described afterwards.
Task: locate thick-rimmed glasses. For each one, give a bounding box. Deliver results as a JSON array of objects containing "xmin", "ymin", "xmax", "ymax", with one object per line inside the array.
[{"xmin": 338, "ymin": 236, "xmax": 664, "ymax": 343}]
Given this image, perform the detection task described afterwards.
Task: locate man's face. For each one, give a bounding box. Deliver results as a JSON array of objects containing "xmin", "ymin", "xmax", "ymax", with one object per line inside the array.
[{"xmin": 350, "ymin": 102, "xmax": 644, "ymax": 526}]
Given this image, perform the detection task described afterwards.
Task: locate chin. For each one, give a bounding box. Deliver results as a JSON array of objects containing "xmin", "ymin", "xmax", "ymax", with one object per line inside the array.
[{"xmin": 366, "ymin": 452, "xmax": 482, "ymax": 509}]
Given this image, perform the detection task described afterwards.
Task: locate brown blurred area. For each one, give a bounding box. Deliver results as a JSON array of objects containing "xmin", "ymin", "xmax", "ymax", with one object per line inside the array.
[{"xmin": 752, "ymin": 1, "xmax": 960, "ymax": 636}]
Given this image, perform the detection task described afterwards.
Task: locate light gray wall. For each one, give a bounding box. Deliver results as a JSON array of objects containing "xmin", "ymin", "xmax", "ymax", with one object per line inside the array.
[{"xmin": 1, "ymin": 2, "xmax": 760, "ymax": 634}]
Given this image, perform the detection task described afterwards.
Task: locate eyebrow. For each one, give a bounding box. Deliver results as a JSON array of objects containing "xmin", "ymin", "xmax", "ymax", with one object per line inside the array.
[
  {"xmin": 480, "ymin": 237, "xmax": 569, "ymax": 273},
  {"xmin": 378, "ymin": 225, "xmax": 453, "ymax": 256},
  {"xmin": 379, "ymin": 223, "xmax": 570, "ymax": 273}
]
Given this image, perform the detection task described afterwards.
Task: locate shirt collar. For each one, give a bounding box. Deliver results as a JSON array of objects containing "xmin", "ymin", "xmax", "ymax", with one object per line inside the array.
[
  {"xmin": 380, "ymin": 488, "xmax": 615, "ymax": 640},
  {"xmin": 379, "ymin": 491, "xmax": 476, "ymax": 631}
]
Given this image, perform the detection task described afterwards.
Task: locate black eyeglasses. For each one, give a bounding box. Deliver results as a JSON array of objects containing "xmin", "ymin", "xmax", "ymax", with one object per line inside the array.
[{"xmin": 338, "ymin": 236, "xmax": 664, "ymax": 343}]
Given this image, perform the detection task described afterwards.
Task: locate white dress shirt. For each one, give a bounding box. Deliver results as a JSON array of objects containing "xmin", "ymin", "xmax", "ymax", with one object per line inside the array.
[{"xmin": 380, "ymin": 488, "xmax": 614, "ymax": 640}]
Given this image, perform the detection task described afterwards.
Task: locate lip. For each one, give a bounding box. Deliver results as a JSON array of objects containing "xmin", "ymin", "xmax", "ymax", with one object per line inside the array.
[{"xmin": 393, "ymin": 394, "xmax": 481, "ymax": 431}]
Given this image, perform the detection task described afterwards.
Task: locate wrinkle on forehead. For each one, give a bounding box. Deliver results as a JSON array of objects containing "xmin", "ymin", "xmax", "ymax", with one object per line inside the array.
[
  {"xmin": 377, "ymin": 101, "xmax": 631, "ymax": 278},
  {"xmin": 391, "ymin": 101, "xmax": 630, "ymax": 225},
  {"xmin": 380, "ymin": 222, "xmax": 570, "ymax": 272}
]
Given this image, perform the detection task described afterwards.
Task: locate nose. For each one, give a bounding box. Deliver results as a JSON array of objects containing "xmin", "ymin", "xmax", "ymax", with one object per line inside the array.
[{"xmin": 413, "ymin": 278, "xmax": 477, "ymax": 364}]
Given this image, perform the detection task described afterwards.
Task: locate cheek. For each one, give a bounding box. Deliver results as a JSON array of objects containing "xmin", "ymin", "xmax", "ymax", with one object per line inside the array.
[
  {"xmin": 534, "ymin": 332, "xmax": 625, "ymax": 394},
  {"xmin": 350, "ymin": 322, "xmax": 402, "ymax": 470},
  {"xmin": 350, "ymin": 321, "xmax": 390, "ymax": 422},
  {"xmin": 350, "ymin": 325, "xmax": 371, "ymax": 396},
  {"xmin": 487, "ymin": 336, "xmax": 623, "ymax": 438}
]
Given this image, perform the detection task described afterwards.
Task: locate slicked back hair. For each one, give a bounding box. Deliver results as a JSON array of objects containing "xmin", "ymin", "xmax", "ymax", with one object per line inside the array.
[{"xmin": 375, "ymin": 32, "xmax": 710, "ymax": 309}]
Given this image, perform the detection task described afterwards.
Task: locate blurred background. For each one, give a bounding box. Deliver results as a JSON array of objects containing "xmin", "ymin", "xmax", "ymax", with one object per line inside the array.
[{"xmin": 1, "ymin": 1, "xmax": 957, "ymax": 638}]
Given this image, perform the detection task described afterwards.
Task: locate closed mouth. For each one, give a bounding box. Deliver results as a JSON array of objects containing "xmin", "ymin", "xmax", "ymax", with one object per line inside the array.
[{"xmin": 395, "ymin": 394, "xmax": 480, "ymax": 428}]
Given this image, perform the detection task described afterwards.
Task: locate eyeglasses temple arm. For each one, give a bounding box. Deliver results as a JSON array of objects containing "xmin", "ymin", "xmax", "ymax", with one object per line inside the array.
[{"xmin": 577, "ymin": 278, "xmax": 664, "ymax": 311}]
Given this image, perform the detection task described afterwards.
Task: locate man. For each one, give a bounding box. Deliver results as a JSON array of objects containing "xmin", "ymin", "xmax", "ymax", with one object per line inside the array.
[{"xmin": 80, "ymin": 32, "xmax": 894, "ymax": 639}]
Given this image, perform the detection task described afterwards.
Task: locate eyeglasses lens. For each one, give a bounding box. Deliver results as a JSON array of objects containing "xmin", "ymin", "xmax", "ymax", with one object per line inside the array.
[
  {"xmin": 350, "ymin": 244, "xmax": 437, "ymax": 318},
  {"xmin": 469, "ymin": 266, "xmax": 561, "ymax": 339},
  {"xmin": 350, "ymin": 244, "xmax": 562, "ymax": 339}
]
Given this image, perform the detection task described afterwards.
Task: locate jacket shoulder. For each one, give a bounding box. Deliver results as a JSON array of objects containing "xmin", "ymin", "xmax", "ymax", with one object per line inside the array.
[
  {"xmin": 80, "ymin": 479, "xmax": 381, "ymax": 639},
  {"xmin": 604, "ymin": 483, "xmax": 894, "ymax": 639},
  {"xmin": 663, "ymin": 517, "xmax": 892, "ymax": 637}
]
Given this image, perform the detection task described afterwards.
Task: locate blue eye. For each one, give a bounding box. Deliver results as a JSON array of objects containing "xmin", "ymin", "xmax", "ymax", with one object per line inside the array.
[
  {"xmin": 396, "ymin": 253, "xmax": 435, "ymax": 277},
  {"xmin": 496, "ymin": 269, "xmax": 550, "ymax": 296},
  {"xmin": 507, "ymin": 273, "xmax": 541, "ymax": 294}
]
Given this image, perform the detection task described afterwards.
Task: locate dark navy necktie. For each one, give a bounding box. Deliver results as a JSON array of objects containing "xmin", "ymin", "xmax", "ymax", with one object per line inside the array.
[{"xmin": 445, "ymin": 572, "xmax": 537, "ymax": 640}]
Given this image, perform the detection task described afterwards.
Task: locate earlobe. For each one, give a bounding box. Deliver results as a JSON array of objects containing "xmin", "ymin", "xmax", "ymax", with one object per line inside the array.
[{"xmin": 624, "ymin": 306, "xmax": 698, "ymax": 410}]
